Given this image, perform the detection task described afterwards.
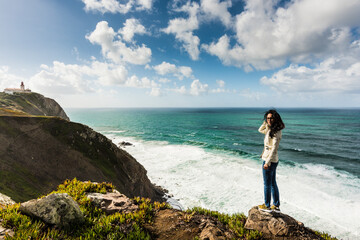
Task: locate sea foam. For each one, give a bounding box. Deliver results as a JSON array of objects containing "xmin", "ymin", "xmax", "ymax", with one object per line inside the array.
[{"xmin": 106, "ymin": 133, "xmax": 360, "ymax": 240}]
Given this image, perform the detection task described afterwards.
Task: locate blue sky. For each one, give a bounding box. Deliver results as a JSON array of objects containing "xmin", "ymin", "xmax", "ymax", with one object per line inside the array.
[{"xmin": 1, "ymin": 0, "xmax": 360, "ymax": 108}]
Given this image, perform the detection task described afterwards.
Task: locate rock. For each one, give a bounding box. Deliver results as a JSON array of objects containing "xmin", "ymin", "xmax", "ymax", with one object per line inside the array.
[
  {"xmin": 244, "ymin": 206, "xmax": 323, "ymax": 239},
  {"xmin": 0, "ymin": 220, "xmax": 14, "ymax": 239},
  {"xmin": 19, "ymin": 193, "xmax": 84, "ymax": 228},
  {"xmin": 119, "ymin": 141, "xmax": 133, "ymax": 147},
  {"xmin": 199, "ymin": 220, "xmax": 234, "ymax": 240},
  {"xmin": 0, "ymin": 193, "xmax": 15, "ymax": 205},
  {"xmin": 86, "ymin": 191, "xmax": 138, "ymax": 214}
]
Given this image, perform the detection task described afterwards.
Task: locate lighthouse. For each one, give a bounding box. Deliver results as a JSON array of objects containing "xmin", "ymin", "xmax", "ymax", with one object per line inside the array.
[
  {"xmin": 20, "ymin": 82, "xmax": 25, "ymax": 91},
  {"xmin": 3, "ymin": 82, "xmax": 32, "ymax": 94}
]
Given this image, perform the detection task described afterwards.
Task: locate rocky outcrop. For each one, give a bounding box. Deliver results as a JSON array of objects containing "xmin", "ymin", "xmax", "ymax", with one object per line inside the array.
[
  {"xmin": 0, "ymin": 92, "xmax": 69, "ymax": 120},
  {"xmin": 245, "ymin": 206, "xmax": 323, "ymax": 239},
  {"xmin": 119, "ymin": 141, "xmax": 133, "ymax": 148},
  {"xmin": 86, "ymin": 191, "xmax": 235, "ymax": 240},
  {"xmin": 86, "ymin": 191, "xmax": 139, "ymax": 214},
  {"xmin": 0, "ymin": 116, "xmax": 164, "ymax": 202},
  {"xmin": 19, "ymin": 193, "xmax": 84, "ymax": 228}
]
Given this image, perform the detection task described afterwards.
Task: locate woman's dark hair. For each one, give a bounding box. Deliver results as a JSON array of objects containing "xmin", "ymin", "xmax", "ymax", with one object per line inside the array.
[{"xmin": 264, "ymin": 109, "xmax": 285, "ymax": 138}]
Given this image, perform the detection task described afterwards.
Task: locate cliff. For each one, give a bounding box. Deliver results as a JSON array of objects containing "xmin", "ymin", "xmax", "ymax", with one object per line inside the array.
[
  {"xmin": 0, "ymin": 92, "xmax": 69, "ymax": 120},
  {"xmin": 0, "ymin": 92, "xmax": 163, "ymax": 203},
  {"xmin": 0, "ymin": 116, "xmax": 164, "ymax": 203}
]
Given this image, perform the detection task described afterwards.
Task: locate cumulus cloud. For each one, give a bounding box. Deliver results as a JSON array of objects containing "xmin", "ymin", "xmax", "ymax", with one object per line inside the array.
[
  {"xmin": 0, "ymin": 66, "xmax": 26, "ymax": 90},
  {"xmin": 190, "ymin": 79, "xmax": 209, "ymax": 95},
  {"xmin": 149, "ymin": 87, "xmax": 162, "ymax": 97},
  {"xmin": 200, "ymin": 0, "xmax": 232, "ymax": 27},
  {"xmin": 203, "ymin": 0, "xmax": 360, "ymax": 70},
  {"xmin": 118, "ymin": 18, "xmax": 147, "ymax": 42},
  {"xmin": 162, "ymin": 0, "xmax": 234, "ymax": 60},
  {"xmin": 125, "ymin": 75, "xmax": 159, "ymax": 88},
  {"xmin": 261, "ymin": 40, "xmax": 360, "ymax": 94},
  {"xmin": 158, "ymin": 78, "xmax": 171, "ymax": 83},
  {"xmin": 162, "ymin": 2, "xmax": 200, "ymax": 60},
  {"xmin": 171, "ymin": 79, "xmax": 209, "ymax": 96},
  {"xmin": 30, "ymin": 61, "xmax": 94, "ymax": 94},
  {"xmin": 82, "ymin": 0, "xmax": 152, "ymax": 14},
  {"xmin": 153, "ymin": 61, "xmax": 193, "ymax": 80},
  {"xmin": 28, "ymin": 60, "xmax": 146, "ymax": 95},
  {"xmin": 86, "ymin": 21, "xmax": 151, "ymax": 65},
  {"xmin": 136, "ymin": 0, "xmax": 152, "ymax": 10}
]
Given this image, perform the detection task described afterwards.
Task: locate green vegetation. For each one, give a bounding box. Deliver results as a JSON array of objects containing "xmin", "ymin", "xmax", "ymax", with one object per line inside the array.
[
  {"xmin": 0, "ymin": 179, "xmax": 169, "ymax": 239},
  {"xmin": 0, "ymin": 179, "xmax": 338, "ymax": 239},
  {"xmin": 186, "ymin": 207, "xmax": 262, "ymax": 240},
  {"xmin": 314, "ymin": 231, "xmax": 338, "ymax": 240}
]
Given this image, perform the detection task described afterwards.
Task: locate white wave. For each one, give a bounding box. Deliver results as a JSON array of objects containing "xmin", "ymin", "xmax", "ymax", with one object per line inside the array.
[
  {"xmin": 105, "ymin": 132, "xmax": 360, "ymax": 240},
  {"xmin": 101, "ymin": 130, "xmax": 127, "ymax": 133}
]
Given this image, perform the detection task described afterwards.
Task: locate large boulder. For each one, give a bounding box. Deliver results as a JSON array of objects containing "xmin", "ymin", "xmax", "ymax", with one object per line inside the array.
[
  {"xmin": 245, "ymin": 206, "xmax": 323, "ymax": 239},
  {"xmin": 19, "ymin": 193, "xmax": 84, "ymax": 228},
  {"xmin": 86, "ymin": 191, "xmax": 138, "ymax": 214}
]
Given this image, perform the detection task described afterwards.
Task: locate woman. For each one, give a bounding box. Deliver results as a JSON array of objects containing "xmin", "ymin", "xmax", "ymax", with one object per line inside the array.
[{"xmin": 258, "ymin": 109, "xmax": 285, "ymax": 213}]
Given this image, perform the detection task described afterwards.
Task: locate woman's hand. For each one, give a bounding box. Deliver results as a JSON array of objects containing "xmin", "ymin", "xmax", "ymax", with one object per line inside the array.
[{"xmin": 263, "ymin": 163, "xmax": 269, "ymax": 170}]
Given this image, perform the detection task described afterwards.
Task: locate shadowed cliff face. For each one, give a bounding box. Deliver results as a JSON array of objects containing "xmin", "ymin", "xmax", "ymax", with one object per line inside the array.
[
  {"xmin": 0, "ymin": 116, "xmax": 164, "ymax": 202},
  {"xmin": 0, "ymin": 92, "xmax": 69, "ymax": 120}
]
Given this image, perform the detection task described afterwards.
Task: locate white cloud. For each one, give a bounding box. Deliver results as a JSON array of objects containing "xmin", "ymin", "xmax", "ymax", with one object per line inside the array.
[
  {"xmin": 173, "ymin": 85, "xmax": 187, "ymax": 95},
  {"xmin": 200, "ymin": 0, "xmax": 232, "ymax": 27},
  {"xmin": 136, "ymin": 0, "xmax": 152, "ymax": 10},
  {"xmin": 29, "ymin": 60, "xmax": 130, "ymax": 95},
  {"xmin": 125, "ymin": 75, "xmax": 159, "ymax": 88},
  {"xmin": 178, "ymin": 66, "xmax": 193, "ymax": 79},
  {"xmin": 82, "ymin": 0, "xmax": 152, "ymax": 14},
  {"xmin": 261, "ymin": 40, "xmax": 360, "ymax": 94},
  {"xmin": 90, "ymin": 61, "xmax": 128, "ymax": 86},
  {"xmin": 190, "ymin": 79, "xmax": 208, "ymax": 96},
  {"xmin": 82, "ymin": 0, "xmax": 132, "ymax": 14},
  {"xmin": 159, "ymin": 78, "xmax": 171, "ymax": 83},
  {"xmin": 153, "ymin": 61, "xmax": 193, "ymax": 80},
  {"xmin": 149, "ymin": 87, "xmax": 162, "ymax": 97},
  {"xmin": 118, "ymin": 18, "xmax": 147, "ymax": 42},
  {"xmin": 0, "ymin": 66, "xmax": 26, "ymax": 90},
  {"xmin": 86, "ymin": 21, "xmax": 151, "ymax": 65},
  {"xmin": 28, "ymin": 59, "xmax": 165, "ymax": 96},
  {"xmin": 203, "ymin": 0, "xmax": 360, "ymax": 70},
  {"xmin": 162, "ymin": 2, "xmax": 200, "ymax": 60},
  {"xmin": 153, "ymin": 62, "xmax": 177, "ymax": 75},
  {"xmin": 30, "ymin": 61, "xmax": 94, "ymax": 95},
  {"xmin": 216, "ymin": 79, "xmax": 225, "ymax": 88}
]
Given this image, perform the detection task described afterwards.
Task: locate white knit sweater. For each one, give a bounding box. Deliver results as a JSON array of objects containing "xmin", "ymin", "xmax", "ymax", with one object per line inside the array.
[{"xmin": 258, "ymin": 121, "xmax": 282, "ymax": 166}]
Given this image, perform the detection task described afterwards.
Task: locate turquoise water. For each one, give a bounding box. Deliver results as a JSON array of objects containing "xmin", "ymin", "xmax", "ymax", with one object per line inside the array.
[
  {"xmin": 66, "ymin": 108, "xmax": 360, "ymax": 239},
  {"xmin": 67, "ymin": 108, "xmax": 360, "ymax": 177}
]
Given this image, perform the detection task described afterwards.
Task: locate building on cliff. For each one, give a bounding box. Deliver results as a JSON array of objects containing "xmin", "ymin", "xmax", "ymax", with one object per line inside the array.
[{"xmin": 4, "ymin": 82, "xmax": 31, "ymax": 94}]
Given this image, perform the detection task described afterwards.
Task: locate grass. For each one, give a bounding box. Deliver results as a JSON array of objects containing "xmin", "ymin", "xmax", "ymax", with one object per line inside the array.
[{"xmin": 0, "ymin": 179, "xmax": 169, "ymax": 239}]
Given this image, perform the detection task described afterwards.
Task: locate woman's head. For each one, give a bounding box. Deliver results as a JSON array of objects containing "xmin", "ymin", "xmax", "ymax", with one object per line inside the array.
[{"xmin": 263, "ymin": 109, "xmax": 285, "ymax": 138}]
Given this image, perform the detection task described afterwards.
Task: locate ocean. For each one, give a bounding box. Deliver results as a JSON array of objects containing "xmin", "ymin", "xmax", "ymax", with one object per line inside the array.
[{"xmin": 66, "ymin": 108, "xmax": 360, "ymax": 239}]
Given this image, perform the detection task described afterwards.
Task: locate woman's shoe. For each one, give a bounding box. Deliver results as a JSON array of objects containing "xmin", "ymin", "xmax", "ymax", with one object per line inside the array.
[
  {"xmin": 258, "ymin": 204, "xmax": 272, "ymax": 212},
  {"xmin": 271, "ymin": 205, "xmax": 281, "ymax": 213}
]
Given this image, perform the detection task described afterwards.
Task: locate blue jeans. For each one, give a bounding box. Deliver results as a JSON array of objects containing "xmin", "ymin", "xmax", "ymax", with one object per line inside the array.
[{"xmin": 262, "ymin": 161, "xmax": 280, "ymax": 208}]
